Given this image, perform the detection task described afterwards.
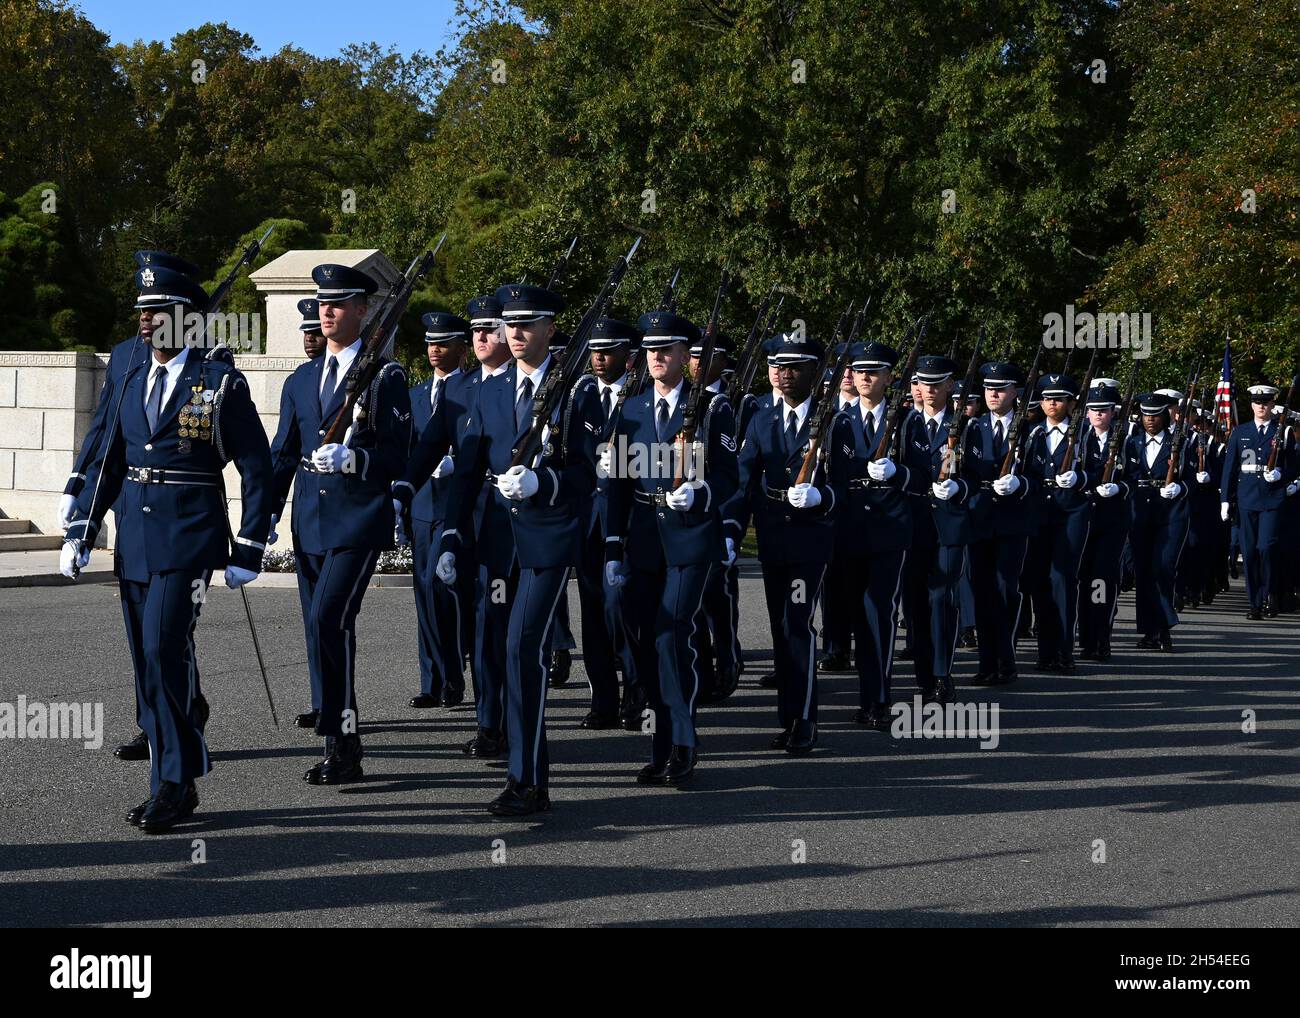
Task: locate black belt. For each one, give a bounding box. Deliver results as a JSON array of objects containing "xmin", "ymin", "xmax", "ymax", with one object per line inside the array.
[
  {"xmin": 766, "ymin": 487, "xmax": 790, "ymax": 502},
  {"xmin": 634, "ymin": 490, "xmax": 670, "ymax": 506},
  {"xmin": 848, "ymin": 478, "xmax": 888, "ymax": 491},
  {"xmin": 126, "ymin": 466, "xmax": 221, "ymax": 486},
  {"xmin": 1135, "ymin": 479, "xmax": 1165, "ymax": 488}
]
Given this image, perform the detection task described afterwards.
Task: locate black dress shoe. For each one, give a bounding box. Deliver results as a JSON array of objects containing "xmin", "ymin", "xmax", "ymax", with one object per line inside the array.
[
  {"xmin": 818, "ymin": 652, "xmax": 850, "ymax": 672},
  {"xmin": 620, "ymin": 702, "xmax": 646, "ymax": 731},
  {"xmin": 1057, "ymin": 656, "xmax": 1077, "ymax": 674},
  {"xmin": 1078, "ymin": 645, "xmax": 1098, "ymax": 661},
  {"xmin": 440, "ymin": 688, "xmax": 465, "ymax": 708},
  {"xmin": 139, "ymin": 781, "xmax": 198, "ymax": 833},
  {"xmin": 1174, "ymin": 594, "xmax": 1185, "ymax": 613},
  {"xmin": 636, "ymin": 761, "xmax": 668, "ymax": 784},
  {"xmin": 662, "ymin": 745, "xmax": 697, "ymax": 784},
  {"xmin": 547, "ymin": 649, "xmax": 571, "ymax": 687},
  {"xmin": 1158, "ymin": 630, "xmax": 1173, "ymax": 652},
  {"xmin": 114, "ymin": 731, "xmax": 149, "ymax": 761},
  {"xmin": 935, "ymin": 675, "xmax": 955, "ymax": 703},
  {"xmin": 303, "ymin": 735, "xmax": 364, "ymax": 785},
  {"xmin": 1136, "ymin": 635, "xmax": 1159, "ymax": 649},
  {"xmin": 1035, "ymin": 658, "xmax": 1060, "ymax": 672},
  {"xmin": 759, "ymin": 671, "xmax": 779, "ymax": 688},
  {"xmin": 580, "ymin": 710, "xmax": 619, "ymax": 730},
  {"xmin": 488, "ymin": 783, "xmax": 551, "ymax": 817},
  {"xmin": 769, "ymin": 727, "xmax": 792, "ymax": 750},
  {"xmin": 463, "ymin": 728, "xmax": 507, "ymax": 757},
  {"xmin": 1264, "ymin": 601, "xmax": 1279, "ymax": 618},
  {"xmin": 1097, "ymin": 644, "xmax": 1112, "ymax": 663},
  {"xmin": 863, "ymin": 704, "xmax": 893, "ymax": 730},
  {"xmin": 959, "ymin": 627, "xmax": 978, "ymax": 649},
  {"xmin": 124, "ymin": 797, "xmax": 153, "ymax": 826},
  {"xmin": 193, "ymin": 695, "xmax": 210, "ymax": 731},
  {"xmin": 294, "ymin": 709, "xmax": 320, "ymax": 729},
  {"xmin": 970, "ymin": 671, "xmax": 995, "ymax": 686},
  {"xmin": 786, "ymin": 719, "xmax": 817, "ymax": 755},
  {"xmin": 991, "ymin": 669, "xmax": 1018, "ymax": 685},
  {"xmin": 409, "ymin": 693, "xmax": 439, "ymax": 708},
  {"xmin": 713, "ymin": 664, "xmax": 740, "ymax": 700},
  {"xmin": 1246, "ymin": 607, "xmax": 1263, "ymax": 620}
]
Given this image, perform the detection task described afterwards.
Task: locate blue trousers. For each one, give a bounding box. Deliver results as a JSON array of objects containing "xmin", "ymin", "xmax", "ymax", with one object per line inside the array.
[
  {"xmin": 1028, "ymin": 510, "xmax": 1090, "ymax": 663},
  {"xmin": 969, "ymin": 534, "xmax": 1028, "ymax": 675},
  {"xmin": 505, "ymin": 566, "xmax": 569, "ymax": 791},
  {"xmin": 292, "ymin": 552, "xmax": 322, "ymax": 710},
  {"xmin": 846, "ymin": 549, "xmax": 907, "ymax": 707},
  {"xmin": 1131, "ymin": 501, "xmax": 1190, "ymax": 635},
  {"xmin": 1239, "ymin": 507, "xmax": 1281, "ymax": 610},
  {"xmin": 575, "ymin": 522, "xmax": 636, "ymax": 716},
  {"xmin": 119, "ymin": 569, "xmax": 211, "ymax": 794},
  {"xmin": 626, "ymin": 561, "xmax": 710, "ymax": 764},
  {"xmin": 696, "ymin": 559, "xmax": 742, "ymax": 685},
  {"xmin": 1077, "ymin": 525, "xmax": 1127, "ymax": 649},
  {"xmin": 821, "ymin": 553, "xmax": 853, "ymax": 657},
  {"xmin": 297, "ymin": 548, "xmax": 378, "ymax": 737},
  {"xmin": 412, "ymin": 520, "xmax": 468, "ymax": 698},
  {"xmin": 904, "ymin": 540, "xmax": 966, "ymax": 689},
  {"xmin": 473, "ymin": 560, "xmax": 515, "ymax": 734},
  {"xmin": 761, "ymin": 562, "xmax": 827, "ymax": 728}
]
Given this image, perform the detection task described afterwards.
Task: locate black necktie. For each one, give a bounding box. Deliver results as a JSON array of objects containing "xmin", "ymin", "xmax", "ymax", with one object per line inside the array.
[
  {"xmin": 516, "ymin": 376, "xmax": 534, "ymax": 429},
  {"xmin": 785, "ymin": 409, "xmax": 799, "ymax": 454},
  {"xmin": 863, "ymin": 411, "xmax": 876, "ymax": 450},
  {"xmin": 602, "ymin": 386, "xmax": 613, "ymax": 422},
  {"xmin": 994, "ymin": 419, "xmax": 1005, "ymax": 453},
  {"xmin": 147, "ymin": 365, "xmax": 166, "ymax": 432},
  {"xmin": 656, "ymin": 398, "xmax": 670, "ymax": 442},
  {"xmin": 927, "ymin": 417, "xmax": 938, "ymax": 444},
  {"xmin": 320, "ymin": 355, "xmax": 338, "ymax": 417}
]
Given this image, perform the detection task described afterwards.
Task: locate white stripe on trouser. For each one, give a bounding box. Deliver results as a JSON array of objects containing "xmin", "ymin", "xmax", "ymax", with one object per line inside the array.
[
  {"xmin": 802, "ymin": 566, "xmax": 828, "ymax": 719},
  {"xmin": 683, "ymin": 569, "xmax": 709, "ymax": 720},
  {"xmin": 187, "ymin": 570, "xmax": 211, "ymax": 772},
  {"xmin": 1008, "ymin": 541, "xmax": 1028, "ymax": 658},
  {"xmin": 884, "ymin": 551, "xmax": 906, "ymax": 698},
  {"xmin": 943, "ymin": 547, "xmax": 967, "ymax": 676},
  {"xmin": 1065, "ymin": 520, "xmax": 1091, "ymax": 642},
  {"xmin": 532, "ymin": 573, "xmax": 569, "ymax": 777},
  {"xmin": 340, "ymin": 551, "xmax": 376, "ymax": 726}
]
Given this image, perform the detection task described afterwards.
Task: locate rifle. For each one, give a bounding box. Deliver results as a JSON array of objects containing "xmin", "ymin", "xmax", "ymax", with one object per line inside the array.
[
  {"xmin": 1060, "ymin": 345, "xmax": 1100, "ymax": 474},
  {"xmin": 738, "ymin": 294, "xmax": 786, "ymax": 396},
  {"xmin": 796, "ymin": 297, "xmax": 870, "ymax": 484},
  {"xmin": 1101, "ymin": 362, "xmax": 1139, "ymax": 484},
  {"xmin": 997, "ymin": 342, "xmax": 1045, "ymax": 477},
  {"xmin": 946, "ymin": 329, "xmax": 961, "ymax": 361},
  {"xmin": 609, "ymin": 266, "xmax": 680, "ymax": 432},
  {"xmin": 872, "ymin": 311, "xmax": 930, "ymax": 461},
  {"xmin": 673, "ymin": 265, "xmax": 730, "ymax": 487},
  {"xmin": 513, "ymin": 236, "xmax": 642, "ymax": 469},
  {"xmin": 321, "ymin": 235, "xmax": 447, "ymax": 444},
  {"xmin": 207, "ymin": 225, "xmax": 275, "ymax": 315},
  {"xmin": 1165, "ymin": 362, "xmax": 1202, "ymax": 485},
  {"xmin": 1266, "ymin": 374, "xmax": 1298, "ymax": 471},
  {"xmin": 938, "ymin": 325, "xmax": 984, "ymax": 481},
  {"xmin": 547, "ymin": 235, "xmax": 578, "ymax": 290},
  {"xmin": 725, "ymin": 283, "xmax": 778, "ymax": 409}
]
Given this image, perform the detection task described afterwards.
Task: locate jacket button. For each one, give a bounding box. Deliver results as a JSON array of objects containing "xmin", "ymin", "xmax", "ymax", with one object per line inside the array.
[
  {"xmin": 319, "ymin": 489, "xmax": 327, "ymax": 495},
  {"xmin": 142, "ymin": 506, "xmax": 151, "ymax": 514},
  {"xmin": 511, "ymin": 507, "xmax": 519, "ymax": 515},
  {"xmin": 144, "ymin": 443, "xmax": 152, "ymax": 451},
  {"xmin": 658, "ymin": 512, "xmax": 665, "ymax": 519}
]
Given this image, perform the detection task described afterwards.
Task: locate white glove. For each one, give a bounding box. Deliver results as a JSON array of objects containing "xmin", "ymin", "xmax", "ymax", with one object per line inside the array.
[
  {"xmin": 1096, "ymin": 482, "xmax": 1119, "ymax": 498},
  {"xmin": 665, "ymin": 484, "xmax": 696, "ymax": 511},
  {"xmin": 724, "ymin": 537, "xmax": 737, "ymax": 567},
  {"xmin": 1196, "ymin": 471, "xmax": 1210, "ymax": 484},
  {"xmin": 867, "ymin": 458, "xmax": 896, "ymax": 482},
  {"xmin": 1264, "ymin": 467, "xmax": 1282, "ymax": 483},
  {"xmin": 57, "ymin": 494, "xmax": 77, "ymax": 531},
  {"xmin": 1288, "ymin": 481, "xmax": 1300, "ymax": 498},
  {"xmin": 604, "ymin": 560, "xmax": 627, "ymax": 589},
  {"xmin": 59, "ymin": 541, "xmax": 90, "ymax": 579},
  {"xmin": 1221, "ymin": 501, "xmax": 1230, "ymax": 522},
  {"xmin": 787, "ymin": 483, "xmax": 822, "ymax": 509},
  {"xmin": 267, "ymin": 513, "xmax": 280, "ymax": 546},
  {"xmin": 1160, "ymin": 482, "xmax": 1181, "ymax": 499},
  {"xmin": 224, "ymin": 565, "xmax": 257, "ymax": 589},
  {"xmin": 1055, "ymin": 471, "xmax": 1078, "ymax": 489},
  {"xmin": 311, "ymin": 443, "xmax": 355, "ymax": 474},
  {"xmin": 435, "ymin": 551, "xmax": 457, "ymax": 585},
  {"xmin": 597, "ymin": 445, "xmax": 613, "ymax": 478},
  {"xmin": 496, "ymin": 465, "xmax": 539, "ymax": 501},
  {"xmin": 992, "ymin": 474, "xmax": 1021, "ymax": 496},
  {"xmin": 432, "ymin": 454, "xmax": 455, "ymax": 479},
  {"xmin": 932, "ymin": 479, "xmax": 959, "ymax": 501}
]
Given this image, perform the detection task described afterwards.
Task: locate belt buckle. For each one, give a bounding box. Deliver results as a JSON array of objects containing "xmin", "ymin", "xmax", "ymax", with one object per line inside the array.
[{"xmin": 137, "ymin": 466, "xmax": 153, "ymax": 483}]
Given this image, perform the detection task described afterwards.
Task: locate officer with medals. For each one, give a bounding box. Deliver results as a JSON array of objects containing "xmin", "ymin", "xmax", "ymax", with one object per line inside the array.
[
  {"xmin": 723, "ymin": 331, "xmax": 848, "ymax": 752},
  {"xmin": 690, "ymin": 331, "xmax": 745, "ymax": 704},
  {"xmin": 433, "ymin": 283, "xmax": 602, "ymax": 817},
  {"xmin": 393, "ymin": 312, "xmax": 475, "ymax": 711},
  {"xmin": 838, "ymin": 341, "xmax": 927, "ymax": 726},
  {"xmin": 268, "ymin": 263, "xmax": 413, "ymax": 781},
  {"xmin": 582, "ymin": 316, "xmax": 643, "ymax": 729},
  {"xmin": 1074, "ymin": 380, "xmax": 1129, "ymax": 662},
  {"xmin": 60, "ymin": 265, "xmax": 273, "ymax": 832},
  {"xmin": 1022, "ymin": 372, "xmax": 1095, "ymax": 673},
  {"xmin": 1220, "ymin": 383, "xmax": 1296, "ymax": 619},
  {"xmin": 59, "ymin": 251, "xmax": 209, "ymax": 763},
  {"xmin": 904, "ymin": 354, "xmax": 977, "ymax": 703},
  {"xmin": 605, "ymin": 310, "xmax": 739, "ymax": 784},
  {"xmin": 1123, "ymin": 392, "xmax": 1196, "ymax": 648},
  {"xmin": 964, "ymin": 360, "xmax": 1037, "ymax": 685}
]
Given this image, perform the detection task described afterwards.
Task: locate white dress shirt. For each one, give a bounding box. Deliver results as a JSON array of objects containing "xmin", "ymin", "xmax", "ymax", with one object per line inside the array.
[
  {"xmin": 1144, "ymin": 430, "xmax": 1167, "ymax": 469},
  {"xmin": 320, "ymin": 339, "xmax": 362, "ymax": 400},
  {"xmin": 1045, "ymin": 420, "xmax": 1068, "ymax": 455},
  {"xmin": 516, "ymin": 354, "xmax": 552, "ymax": 404},
  {"xmin": 780, "ymin": 396, "xmax": 812, "ymax": 431},
  {"xmin": 143, "ymin": 346, "xmax": 190, "ymax": 417},
  {"xmin": 653, "ymin": 378, "xmax": 685, "ymax": 419}
]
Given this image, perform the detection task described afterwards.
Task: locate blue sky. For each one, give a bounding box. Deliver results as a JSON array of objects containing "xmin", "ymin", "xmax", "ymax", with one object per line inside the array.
[{"xmin": 73, "ymin": 0, "xmax": 461, "ymax": 58}]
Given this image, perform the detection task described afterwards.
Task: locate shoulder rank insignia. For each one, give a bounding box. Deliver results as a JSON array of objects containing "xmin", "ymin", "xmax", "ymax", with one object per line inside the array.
[{"xmin": 720, "ymin": 433, "xmax": 736, "ymax": 452}]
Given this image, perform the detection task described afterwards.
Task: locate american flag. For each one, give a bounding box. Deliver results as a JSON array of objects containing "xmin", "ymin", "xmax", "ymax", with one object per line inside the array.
[{"xmin": 1214, "ymin": 337, "xmax": 1234, "ymax": 431}]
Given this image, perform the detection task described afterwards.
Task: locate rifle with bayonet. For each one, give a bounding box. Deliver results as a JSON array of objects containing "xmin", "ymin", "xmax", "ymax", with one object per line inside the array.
[
  {"xmin": 1266, "ymin": 374, "xmax": 1298, "ymax": 472},
  {"xmin": 673, "ymin": 265, "xmax": 729, "ymax": 488},
  {"xmin": 795, "ymin": 297, "xmax": 870, "ymax": 485},
  {"xmin": 725, "ymin": 283, "xmax": 778, "ymax": 409},
  {"xmin": 1101, "ymin": 362, "xmax": 1139, "ymax": 484},
  {"xmin": 1060, "ymin": 345, "xmax": 1100, "ymax": 474},
  {"xmin": 1165, "ymin": 362, "xmax": 1202, "ymax": 486},
  {"xmin": 997, "ymin": 342, "xmax": 1045, "ymax": 478},
  {"xmin": 938, "ymin": 325, "xmax": 984, "ymax": 481},
  {"xmin": 547, "ymin": 235, "xmax": 578, "ymax": 290},
  {"xmin": 873, "ymin": 310, "xmax": 930, "ymax": 461}
]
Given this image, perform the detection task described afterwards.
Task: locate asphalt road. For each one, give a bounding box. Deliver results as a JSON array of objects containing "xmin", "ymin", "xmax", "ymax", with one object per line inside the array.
[{"xmin": 1, "ymin": 573, "xmax": 1297, "ymax": 927}]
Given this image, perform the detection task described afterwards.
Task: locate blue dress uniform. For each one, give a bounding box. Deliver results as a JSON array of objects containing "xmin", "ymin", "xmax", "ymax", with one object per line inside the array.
[
  {"xmin": 579, "ymin": 317, "xmax": 643, "ymax": 728},
  {"xmin": 723, "ymin": 334, "xmax": 849, "ymax": 752},
  {"xmin": 964, "ymin": 361, "xmax": 1039, "ymax": 684},
  {"xmin": 1021, "ymin": 373, "xmax": 1096, "ymax": 672},
  {"xmin": 436, "ymin": 284, "xmax": 602, "ymax": 815},
  {"xmin": 606, "ymin": 312, "xmax": 739, "ymax": 783},
  {"xmin": 268, "ymin": 264, "xmax": 412, "ymax": 782},
  {"xmin": 1220, "ymin": 385, "xmax": 1295, "ymax": 618},
  {"xmin": 1179, "ymin": 415, "xmax": 1225, "ymax": 608},
  {"xmin": 1124, "ymin": 393, "xmax": 1197, "ymax": 646},
  {"xmin": 903, "ymin": 355, "xmax": 977, "ymax": 702},
  {"xmin": 835, "ymin": 343, "xmax": 927, "ymax": 722},
  {"xmin": 64, "ymin": 266, "xmax": 273, "ymax": 832},
  {"xmin": 1075, "ymin": 383, "xmax": 1131, "ymax": 661},
  {"xmin": 394, "ymin": 312, "xmax": 477, "ymax": 707}
]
